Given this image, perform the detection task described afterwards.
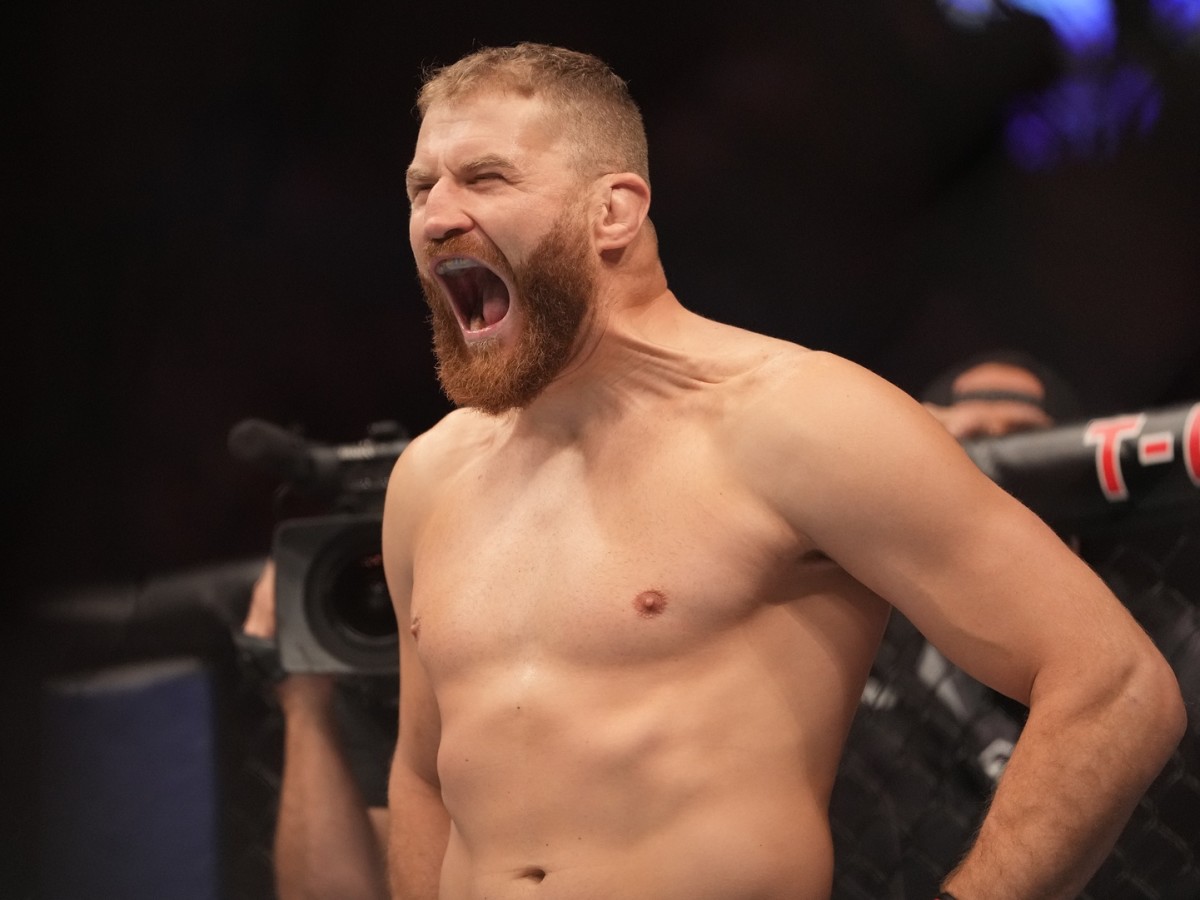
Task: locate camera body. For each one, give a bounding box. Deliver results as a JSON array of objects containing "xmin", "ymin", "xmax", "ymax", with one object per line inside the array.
[
  {"xmin": 229, "ymin": 418, "xmax": 410, "ymax": 675},
  {"xmin": 274, "ymin": 512, "xmax": 398, "ymax": 675}
]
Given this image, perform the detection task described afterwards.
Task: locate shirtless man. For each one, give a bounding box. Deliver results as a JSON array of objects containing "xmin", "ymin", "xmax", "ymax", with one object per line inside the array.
[{"xmin": 382, "ymin": 43, "xmax": 1185, "ymax": 899}]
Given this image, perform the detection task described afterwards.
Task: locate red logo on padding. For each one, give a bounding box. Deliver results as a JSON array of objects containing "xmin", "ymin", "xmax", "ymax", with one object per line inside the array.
[{"xmin": 1084, "ymin": 414, "xmax": 1145, "ymax": 501}]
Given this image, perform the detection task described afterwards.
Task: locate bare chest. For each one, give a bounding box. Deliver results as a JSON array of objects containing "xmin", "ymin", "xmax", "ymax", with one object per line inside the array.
[{"xmin": 409, "ymin": 435, "xmax": 796, "ymax": 677}]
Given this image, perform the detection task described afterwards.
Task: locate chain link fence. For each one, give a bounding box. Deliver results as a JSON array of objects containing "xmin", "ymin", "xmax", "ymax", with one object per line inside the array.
[{"xmin": 831, "ymin": 523, "xmax": 1200, "ymax": 899}]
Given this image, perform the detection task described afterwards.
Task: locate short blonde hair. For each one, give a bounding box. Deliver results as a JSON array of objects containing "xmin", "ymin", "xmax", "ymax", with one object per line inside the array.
[{"xmin": 417, "ymin": 43, "xmax": 650, "ymax": 183}]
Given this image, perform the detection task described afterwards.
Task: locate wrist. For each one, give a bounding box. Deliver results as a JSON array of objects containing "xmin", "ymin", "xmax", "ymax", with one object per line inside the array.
[{"xmin": 276, "ymin": 673, "xmax": 339, "ymax": 715}]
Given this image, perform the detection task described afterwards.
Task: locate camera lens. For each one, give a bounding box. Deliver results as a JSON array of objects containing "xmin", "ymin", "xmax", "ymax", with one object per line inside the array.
[
  {"xmin": 325, "ymin": 550, "xmax": 396, "ymax": 642},
  {"xmin": 301, "ymin": 518, "xmax": 399, "ymax": 670}
]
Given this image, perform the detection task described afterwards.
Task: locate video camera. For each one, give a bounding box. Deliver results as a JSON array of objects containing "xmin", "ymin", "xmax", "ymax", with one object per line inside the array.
[{"xmin": 228, "ymin": 418, "xmax": 409, "ymax": 674}]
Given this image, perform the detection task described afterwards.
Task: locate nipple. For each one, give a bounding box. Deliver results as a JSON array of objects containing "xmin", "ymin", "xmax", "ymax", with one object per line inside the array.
[
  {"xmin": 410, "ymin": 617, "xmax": 421, "ymax": 641},
  {"xmin": 633, "ymin": 589, "xmax": 668, "ymax": 619}
]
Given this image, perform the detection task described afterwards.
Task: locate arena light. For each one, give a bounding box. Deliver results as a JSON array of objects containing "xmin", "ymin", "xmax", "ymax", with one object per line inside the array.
[
  {"xmin": 939, "ymin": 0, "xmax": 1117, "ymax": 56},
  {"xmin": 1005, "ymin": 0, "xmax": 1117, "ymax": 58},
  {"xmin": 941, "ymin": 0, "xmax": 1200, "ymax": 48},
  {"xmin": 1003, "ymin": 63, "xmax": 1161, "ymax": 170},
  {"xmin": 938, "ymin": 0, "xmax": 1170, "ymax": 170}
]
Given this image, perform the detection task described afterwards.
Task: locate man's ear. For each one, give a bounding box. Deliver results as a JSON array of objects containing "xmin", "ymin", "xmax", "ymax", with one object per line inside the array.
[{"xmin": 593, "ymin": 173, "xmax": 650, "ymax": 251}]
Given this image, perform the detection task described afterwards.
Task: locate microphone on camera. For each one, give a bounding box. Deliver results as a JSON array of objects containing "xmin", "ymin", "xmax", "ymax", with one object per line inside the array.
[
  {"xmin": 227, "ymin": 419, "xmax": 341, "ymax": 494},
  {"xmin": 228, "ymin": 418, "xmax": 411, "ymax": 501}
]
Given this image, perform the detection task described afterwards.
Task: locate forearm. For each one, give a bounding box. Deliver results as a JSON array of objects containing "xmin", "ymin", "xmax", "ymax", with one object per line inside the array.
[
  {"xmin": 274, "ymin": 682, "xmax": 389, "ymax": 900},
  {"xmin": 943, "ymin": 655, "xmax": 1185, "ymax": 899},
  {"xmin": 388, "ymin": 758, "xmax": 451, "ymax": 900}
]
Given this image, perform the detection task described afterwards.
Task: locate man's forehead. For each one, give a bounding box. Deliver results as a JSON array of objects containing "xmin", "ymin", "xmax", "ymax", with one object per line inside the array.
[{"xmin": 415, "ymin": 91, "xmax": 557, "ymax": 154}]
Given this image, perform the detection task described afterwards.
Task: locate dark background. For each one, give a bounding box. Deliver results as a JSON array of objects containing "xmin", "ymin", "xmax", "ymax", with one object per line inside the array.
[{"xmin": 17, "ymin": 0, "xmax": 1200, "ymax": 598}]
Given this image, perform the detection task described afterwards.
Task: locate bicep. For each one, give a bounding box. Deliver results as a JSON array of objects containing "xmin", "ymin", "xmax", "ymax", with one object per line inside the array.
[
  {"xmin": 827, "ymin": 473, "xmax": 1116, "ymax": 704},
  {"xmin": 771, "ymin": 357, "xmax": 1135, "ymax": 705}
]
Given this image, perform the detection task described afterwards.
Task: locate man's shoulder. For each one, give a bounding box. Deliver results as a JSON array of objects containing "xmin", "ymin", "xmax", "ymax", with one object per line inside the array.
[
  {"xmin": 387, "ymin": 408, "xmax": 503, "ymax": 494},
  {"xmin": 721, "ymin": 342, "xmax": 880, "ymax": 411},
  {"xmin": 400, "ymin": 408, "xmax": 502, "ymax": 467},
  {"xmin": 719, "ymin": 344, "xmax": 933, "ymax": 463},
  {"xmin": 422, "ymin": 406, "xmax": 505, "ymax": 445}
]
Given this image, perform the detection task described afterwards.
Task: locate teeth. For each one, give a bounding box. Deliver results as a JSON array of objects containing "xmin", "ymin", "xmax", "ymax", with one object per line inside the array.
[{"xmin": 436, "ymin": 257, "xmax": 478, "ymax": 273}]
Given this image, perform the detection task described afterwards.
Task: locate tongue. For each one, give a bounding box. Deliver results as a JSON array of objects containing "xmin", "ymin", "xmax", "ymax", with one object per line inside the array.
[
  {"xmin": 480, "ymin": 288, "xmax": 509, "ymax": 328},
  {"xmin": 455, "ymin": 266, "xmax": 510, "ymax": 331}
]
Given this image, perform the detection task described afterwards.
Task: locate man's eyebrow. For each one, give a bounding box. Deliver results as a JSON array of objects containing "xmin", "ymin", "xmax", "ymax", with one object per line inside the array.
[
  {"xmin": 406, "ymin": 155, "xmax": 518, "ymax": 190},
  {"xmin": 405, "ymin": 165, "xmax": 434, "ymax": 188},
  {"xmin": 460, "ymin": 154, "xmax": 518, "ymax": 174}
]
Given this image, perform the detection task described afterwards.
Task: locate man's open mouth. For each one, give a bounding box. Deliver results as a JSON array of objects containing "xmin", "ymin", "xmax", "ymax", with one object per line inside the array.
[{"xmin": 433, "ymin": 256, "xmax": 512, "ymax": 334}]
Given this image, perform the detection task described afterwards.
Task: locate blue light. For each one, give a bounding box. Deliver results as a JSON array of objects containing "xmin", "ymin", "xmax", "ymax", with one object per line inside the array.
[
  {"xmin": 1005, "ymin": 64, "xmax": 1162, "ymax": 170},
  {"xmin": 938, "ymin": 0, "xmax": 1118, "ymax": 57},
  {"xmin": 1005, "ymin": 0, "xmax": 1117, "ymax": 57},
  {"xmin": 938, "ymin": 1, "xmax": 1172, "ymax": 169}
]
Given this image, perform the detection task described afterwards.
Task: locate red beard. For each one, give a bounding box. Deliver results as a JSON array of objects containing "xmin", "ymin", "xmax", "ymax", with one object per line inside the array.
[{"xmin": 419, "ymin": 210, "xmax": 596, "ymax": 415}]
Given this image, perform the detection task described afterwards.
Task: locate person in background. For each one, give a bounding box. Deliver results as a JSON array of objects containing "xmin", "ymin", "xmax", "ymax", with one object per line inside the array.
[{"xmin": 919, "ymin": 349, "xmax": 1083, "ymax": 439}]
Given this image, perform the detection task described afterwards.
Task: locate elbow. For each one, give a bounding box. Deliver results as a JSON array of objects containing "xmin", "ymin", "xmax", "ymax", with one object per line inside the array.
[
  {"xmin": 1156, "ymin": 664, "xmax": 1187, "ymax": 752},
  {"xmin": 1126, "ymin": 646, "xmax": 1187, "ymax": 764}
]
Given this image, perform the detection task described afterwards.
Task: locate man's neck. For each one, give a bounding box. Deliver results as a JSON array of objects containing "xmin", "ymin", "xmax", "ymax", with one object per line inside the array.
[{"xmin": 508, "ymin": 288, "xmax": 709, "ymax": 440}]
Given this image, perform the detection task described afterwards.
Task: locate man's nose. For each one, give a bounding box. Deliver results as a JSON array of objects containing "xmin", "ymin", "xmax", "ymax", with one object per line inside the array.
[{"xmin": 419, "ymin": 180, "xmax": 473, "ymax": 241}]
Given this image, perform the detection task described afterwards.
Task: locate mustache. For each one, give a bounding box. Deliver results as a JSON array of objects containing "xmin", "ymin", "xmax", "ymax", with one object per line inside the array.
[{"xmin": 419, "ymin": 234, "xmax": 512, "ymax": 280}]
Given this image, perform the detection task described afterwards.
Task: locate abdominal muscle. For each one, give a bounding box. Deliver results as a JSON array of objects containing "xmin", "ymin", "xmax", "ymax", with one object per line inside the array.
[{"xmin": 431, "ymin": 639, "xmax": 846, "ymax": 900}]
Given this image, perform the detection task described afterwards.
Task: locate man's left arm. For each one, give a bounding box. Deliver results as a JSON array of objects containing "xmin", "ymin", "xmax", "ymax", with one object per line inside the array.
[{"xmin": 758, "ymin": 352, "xmax": 1186, "ymax": 900}]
